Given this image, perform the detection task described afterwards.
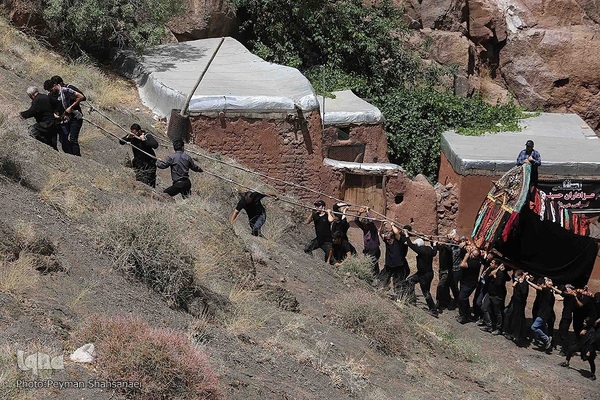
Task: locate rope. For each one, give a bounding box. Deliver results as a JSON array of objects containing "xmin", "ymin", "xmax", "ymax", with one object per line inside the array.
[{"xmin": 84, "ymin": 103, "xmax": 459, "ymax": 245}]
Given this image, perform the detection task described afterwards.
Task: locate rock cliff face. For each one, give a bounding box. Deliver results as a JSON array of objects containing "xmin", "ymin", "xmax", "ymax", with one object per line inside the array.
[
  {"xmin": 4, "ymin": 0, "xmax": 598, "ymax": 131},
  {"xmin": 167, "ymin": 0, "xmax": 237, "ymax": 41},
  {"xmin": 398, "ymin": 0, "xmax": 600, "ymax": 132}
]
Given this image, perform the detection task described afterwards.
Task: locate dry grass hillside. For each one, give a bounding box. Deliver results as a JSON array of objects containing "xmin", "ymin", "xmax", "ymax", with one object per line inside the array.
[{"xmin": 0, "ymin": 17, "xmax": 598, "ymax": 400}]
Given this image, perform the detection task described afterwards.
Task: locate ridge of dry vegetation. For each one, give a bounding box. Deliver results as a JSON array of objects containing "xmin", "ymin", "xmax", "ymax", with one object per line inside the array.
[{"xmin": 0, "ymin": 15, "xmax": 596, "ymax": 400}]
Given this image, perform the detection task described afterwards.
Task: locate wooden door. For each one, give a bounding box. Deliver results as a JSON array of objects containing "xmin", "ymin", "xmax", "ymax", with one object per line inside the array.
[{"xmin": 342, "ymin": 173, "xmax": 385, "ymax": 214}]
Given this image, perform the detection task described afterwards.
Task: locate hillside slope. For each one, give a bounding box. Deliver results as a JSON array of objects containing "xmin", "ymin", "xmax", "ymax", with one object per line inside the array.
[{"xmin": 0, "ymin": 17, "xmax": 598, "ymax": 400}]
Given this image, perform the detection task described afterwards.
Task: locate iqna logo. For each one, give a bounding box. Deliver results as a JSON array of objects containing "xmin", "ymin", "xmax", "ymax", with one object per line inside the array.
[{"xmin": 17, "ymin": 350, "xmax": 64, "ymax": 375}]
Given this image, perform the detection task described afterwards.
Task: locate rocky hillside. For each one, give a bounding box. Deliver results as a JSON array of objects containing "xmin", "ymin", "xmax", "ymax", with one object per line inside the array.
[
  {"xmin": 1, "ymin": 16, "xmax": 599, "ymax": 400},
  {"xmin": 166, "ymin": 0, "xmax": 600, "ymax": 133}
]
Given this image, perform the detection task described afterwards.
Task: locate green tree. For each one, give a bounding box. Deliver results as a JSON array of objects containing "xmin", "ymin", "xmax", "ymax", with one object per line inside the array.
[
  {"xmin": 234, "ymin": 0, "xmax": 523, "ymax": 179},
  {"xmin": 43, "ymin": 0, "xmax": 184, "ymax": 58}
]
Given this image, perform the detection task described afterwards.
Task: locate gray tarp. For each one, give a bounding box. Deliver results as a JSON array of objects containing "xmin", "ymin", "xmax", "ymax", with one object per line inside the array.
[
  {"xmin": 441, "ymin": 113, "xmax": 600, "ymax": 177},
  {"xmin": 112, "ymin": 37, "xmax": 319, "ymax": 118},
  {"xmin": 317, "ymin": 90, "xmax": 383, "ymax": 126}
]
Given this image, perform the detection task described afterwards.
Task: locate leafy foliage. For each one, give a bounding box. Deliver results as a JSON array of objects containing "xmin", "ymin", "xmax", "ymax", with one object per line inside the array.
[
  {"xmin": 43, "ymin": 0, "xmax": 184, "ymax": 58},
  {"xmin": 233, "ymin": 0, "xmax": 524, "ymax": 178}
]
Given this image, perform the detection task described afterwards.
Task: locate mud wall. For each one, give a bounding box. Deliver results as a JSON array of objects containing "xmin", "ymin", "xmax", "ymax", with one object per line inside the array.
[{"xmin": 189, "ymin": 111, "xmax": 389, "ymax": 201}]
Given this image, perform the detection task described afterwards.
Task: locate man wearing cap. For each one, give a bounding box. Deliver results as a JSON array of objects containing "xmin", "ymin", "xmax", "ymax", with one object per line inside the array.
[
  {"xmin": 156, "ymin": 139, "xmax": 203, "ymax": 198},
  {"xmin": 517, "ymin": 140, "xmax": 542, "ymax": 186},
  {"xmin": 304, "ymin": 200, "xmax": 333, "ymax": 261}
]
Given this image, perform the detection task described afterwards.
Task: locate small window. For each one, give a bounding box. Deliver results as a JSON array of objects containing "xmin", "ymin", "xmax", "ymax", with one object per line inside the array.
[
  {"xmin": 336, "ymin": 127, "xmax": 350, "ymax": 140},
  {"xmin": 394, "ymin": 194, "xmax": 404, "ymax": 204}
]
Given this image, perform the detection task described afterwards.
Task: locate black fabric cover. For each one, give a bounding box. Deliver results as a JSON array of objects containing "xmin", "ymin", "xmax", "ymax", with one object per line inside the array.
[{"xmin": 497, "ymin": 207, "xmax": 598, "ymax": 287}]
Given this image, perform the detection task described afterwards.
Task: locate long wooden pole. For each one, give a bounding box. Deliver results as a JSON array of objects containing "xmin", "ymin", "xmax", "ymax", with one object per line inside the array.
[{"xmin": 180, "ymin": 37, "xmax": 226, "ymax": 117}]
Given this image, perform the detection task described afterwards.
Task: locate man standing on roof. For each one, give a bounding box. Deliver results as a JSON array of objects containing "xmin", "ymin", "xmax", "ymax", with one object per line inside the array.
[
  {"xmin": 516, "ymin": 140, "xmax": 541, "ymax": 187},
  {"xmin": 304, "ymin": 200, "xmax": 333, "ymax": 262},
  {"xmin": 230, "ymin": 191, "xmax": 276, "ymax": 237},
  {"xmin": 156, "ymin": 139, "xmax": 203, "ymax": 198},
  {"xmin": 120, "ymin": 124, "xmax": 159, "ymax": 188}
]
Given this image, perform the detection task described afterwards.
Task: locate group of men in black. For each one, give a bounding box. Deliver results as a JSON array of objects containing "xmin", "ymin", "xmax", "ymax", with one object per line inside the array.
[
  {"xmin": 303, "ymin": 201, "xmax": 600, "ymax": 380},
  {"xmin": 19, "ymin": 76, "xmax": 85, "ymax": 156},
  {"xmin": 19, "ymin": 84, "xmax": 600, "ymax": 380}
]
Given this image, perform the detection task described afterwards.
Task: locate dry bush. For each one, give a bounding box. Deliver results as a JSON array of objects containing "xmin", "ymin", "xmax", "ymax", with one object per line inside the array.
[
  {"xmin": 0, "ymin": 18, "xmax": 135, "ymax": 110},
  {"xmin": 187, "ymin": 309, "xmax": 213, "ymax": 345},
  {"xmin": 13, "ymin": 222, "xmax": 56, "ymax": 256},
  {"xmin": 333, "ymin": 290, "xmax": 411, "ymax": 356},
  {"xmin": 226, "ymin": 285, "xmax": 279, "ymax": 336},
  {"xmin": 0, "ymin": 155, "xmax": 29, "ymax": 188},
  {"xmin": 39, "ymin": 172, "xmax": 95, "ymax": 219},
  {"xmin": 0, "ymin": 344, "xmax": 33, "ymax": 400},
  {"xmin": 77, "ymin": 315, "xmax": 222, "ymax": 399},
  {"xmin": 0, "ymin": 256, "xmax": 39, "ymax": 293},
  {"xmin": 174, "ymin": 198, "xmax": 254, "ymax": 287},
  {"xmin": 338, "ymin": 254, "xmax": 374, "ymax": 281},
  {"xmin": 95, "ymin": 203, "xmax": 197, "ymax": 308}
]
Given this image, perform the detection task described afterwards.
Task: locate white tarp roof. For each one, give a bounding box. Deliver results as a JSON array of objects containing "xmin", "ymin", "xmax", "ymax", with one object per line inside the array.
[
  {"xmin": 317, "ymin": 90, "xmax": 383, "ymax": 126},
  {"xmin": 441, "ymin": 113, "xmax": 600, "ymax": 177},
  {"xmin": 324, "ymin": 158, "xmax": 402, "ymax": 174},
  {"xmin": 112, "ymin": 37, "xmax": 319, "ymax": 117}
]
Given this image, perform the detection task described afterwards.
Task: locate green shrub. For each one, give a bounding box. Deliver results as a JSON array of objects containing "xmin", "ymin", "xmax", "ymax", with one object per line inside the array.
[
  {"xmin": 78, "ymin": 315, "xmax": 222, "ymax": 399},
  {"xmin": 43, "ymin": 0, "xmax": 185, "ymax": 58},
  {"xmin": 338, "ymin": 255, "xmax": 373, "ymax": 282},
  {"xmin": 233, "ymin": 0, "xmax": 524, "ymax": 179}
]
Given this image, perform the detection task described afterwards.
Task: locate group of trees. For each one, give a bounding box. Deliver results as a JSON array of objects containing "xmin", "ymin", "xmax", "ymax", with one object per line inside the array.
[{"xmin": 39, "ymin": 0, "xmax": 522, "ymax": 179}]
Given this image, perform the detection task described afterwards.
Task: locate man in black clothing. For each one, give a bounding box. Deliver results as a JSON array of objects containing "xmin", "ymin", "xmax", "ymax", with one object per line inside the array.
[
  {"xmin": 304, "ymin": 200, "xmax": 333, "ymax": 262},
  {"xmin": 527, "ymin": 276, "xmax": 557, "ymax": 351},
  {"xmin": 355, "ymin": 207, "xmax": 381, "ymax": 277},
  {"xmin": 156, "ymin": 139, "xmax": 203, "ymax": 198},
  {"xmin": 328, "ymin": 231, "xmax": 356, "ymax": 266},
  {"xmin": 120, "ymin": 124, "xmax": 159, "ymax": 188},
  {"xmin": 328, "ymin": 202, "xmax": 356, "ymax": 255},
  {"xmin": 379, "ymin": 223, "xmax": 410, "ymax": 296},
  {"xmin": 449, "ymin": 236, "xmax": 467, "ymax": 310},
  {"xmin": 405, "ymin": 230, "xmax": 439, "ymax": 317},
  {"xmin": 230, "ymin": 191, "xmax": 274, "ymax": 236},
  {"xmin": 558, "ymin": 284, "xmax": 577, "ymax": 356},
  {"xmin": 436, "ymin": 236, "xmax": 454, "ymax": 310},
  {"xmin": 482, "ymin": 259, "xmax": 510, "ymax": 334},
  {"xmin": 20, "ymin": 86, "xmax": 60, "ymax": 150},
  {"xmin": 457, "ymin": 248, "xmax": 482, "ymax": 324}
]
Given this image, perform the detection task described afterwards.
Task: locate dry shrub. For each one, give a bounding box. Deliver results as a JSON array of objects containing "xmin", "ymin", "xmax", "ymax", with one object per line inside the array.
[
  {"xmin": 96, "ymin": 203, "xmax": 197, "ymax": 308},
  {"xmin": 78, "ymin": 316, "xmax": 222, "ymax": 399},
  {"xmin": 0, "ymin": 155, "xmax": 29, "ymax": 188},
  {"xmin": 333, "ymin": 290, "xmax": 410, "ymax": 356},
  {"xmin": 0, "ymin": 344, "xmax": 32, "ymax": 400},
  {"xmin": 338, "ymin": 254, "xmax": 374, "ymax": 281},
  {"xmin": 226, "ymin": 285, "xmax": 279, "ymax": 336},
  {"xmin": 0, "ymin": 18, "xmax": 135, "ymax": 110},
  {"xmin": 13, "ymin": 222, "xmax": 56, "ymax": 256},
  {"xmin": 0, "ymin": 256, "xmax": 39, "ymax": 293},
  {"xmin": 39, "ymin": 172, "xmax": 94, "ymax": 219},
  {"xmin": 174, "ymin": 199, "xmax": 254, "ymax": 286}
]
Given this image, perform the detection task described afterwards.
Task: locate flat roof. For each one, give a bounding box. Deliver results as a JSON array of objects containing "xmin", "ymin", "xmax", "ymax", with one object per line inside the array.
[
  {"xmin": 441, "ymin": 113, "xmax": 600, "ymax": 177},
  {"xmin": 113, "ymin": 37, "xmax": 319, "ymax": 118}
]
